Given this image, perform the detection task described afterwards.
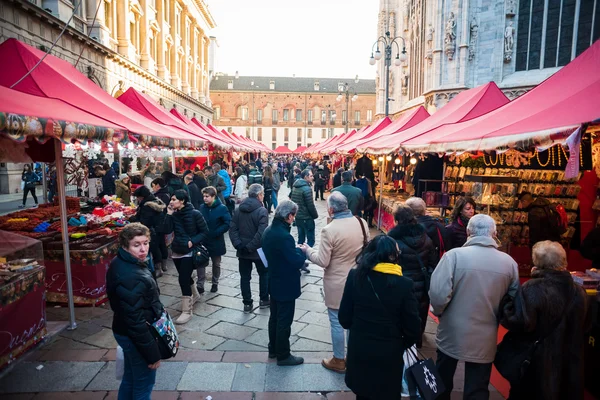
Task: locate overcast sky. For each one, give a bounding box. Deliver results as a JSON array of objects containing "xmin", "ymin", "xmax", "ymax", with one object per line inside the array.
[{"xmin": 207, "ymin": 0, "xmax": 379, "ymax": 80}]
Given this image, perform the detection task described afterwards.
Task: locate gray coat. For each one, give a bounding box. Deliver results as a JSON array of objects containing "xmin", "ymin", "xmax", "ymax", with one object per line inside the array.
[{"xmin": 429, "ymin": 235, "xmax": 519, "ymax": 363}]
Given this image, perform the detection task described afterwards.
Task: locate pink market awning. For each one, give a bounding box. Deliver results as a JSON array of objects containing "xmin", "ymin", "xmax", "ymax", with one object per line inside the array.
[
  {"xmin": 274, "ymin": 145, "xmax": 293, "ymax": 154},
  {"xmin": 336, "ymin": 117, "xmax": 393, "ymax": 153},
  {"xmin": 317, "ymin": 129, "xmax": 361, "ymax": 154},
  {"xmin": 293, "ymin": 145, "xmax": 308, "ymax": 154}
]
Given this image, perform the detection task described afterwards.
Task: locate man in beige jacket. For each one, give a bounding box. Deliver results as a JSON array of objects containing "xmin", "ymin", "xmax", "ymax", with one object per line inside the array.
[
  {"xmin": 299, "ymin": 192, "xmax": 370, "ymax": 373},
  {"xmin": 429, "ymin": 214, "xmax": 519, "ymax": 400}
]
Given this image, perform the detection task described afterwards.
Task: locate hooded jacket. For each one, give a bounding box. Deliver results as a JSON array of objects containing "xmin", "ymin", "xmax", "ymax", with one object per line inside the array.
[
  {"xmin": 290, "ymin": 178, "xmax": 318, "ymax": 220},
  {"xmin": 106, "ymin": 248, "xmax": 163, "ymax": 364},
  {"xmin": 229, "ymin": 196, "xmax": 268, "ymax": 260},
  {"xmin": 526, "ymin": 197, "xmax": 561, "ymax": 246},
  {"xmin": 130, "ymin": 194, "xmax": 167, "ymax": 235},
  {"xmin": 200, "ymin": 198, "xmax": 231, "ymax": 256},
  {"xmin": 217, "ymin": 169, "xmax": 232, "ymax": 198},
  {"xmin": 417, "ymin": 214, "xmax": 451, "ymax": 264},
  {"xmin": 115, "ymin": 179, "xmax": 131, "ymax": 205},
  {"xmin": 162, "ymin": 203, "xmax": 209, "ymax": 255},
  {"xmin": 153, "ymin": 187, "xmax": 171, "ymax": 207}
]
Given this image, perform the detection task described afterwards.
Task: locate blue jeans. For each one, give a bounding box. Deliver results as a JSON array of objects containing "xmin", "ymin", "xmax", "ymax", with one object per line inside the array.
[
  {"xmin": 328, "ymin": 308, "xmax": 347, "ymax": 359},
  {"xmin": 114, "ymin": 333, "xmax": 156, "ymax": 400},
  {"xmin": 296, "ymin": 218, "xmax": 315, "ymax": 247},
  {"xmin": 272, "ymin": 190, "xmax": 279, "ymax": 209}
]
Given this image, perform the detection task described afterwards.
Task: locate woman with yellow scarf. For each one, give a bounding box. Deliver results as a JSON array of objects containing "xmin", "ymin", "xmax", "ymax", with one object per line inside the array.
[{"xmin": 339, "ymin": 235, "xmax": 421, "ymax": 400}]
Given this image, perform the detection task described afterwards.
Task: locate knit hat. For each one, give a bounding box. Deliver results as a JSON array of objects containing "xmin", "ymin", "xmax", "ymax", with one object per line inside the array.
[
  {"xmin": 119, "ymin": 173, "xmax": 129, "ymax": 180},
  {"xmin": 133, "ymin": 185, "xmax": 151, "ymax": 198}
]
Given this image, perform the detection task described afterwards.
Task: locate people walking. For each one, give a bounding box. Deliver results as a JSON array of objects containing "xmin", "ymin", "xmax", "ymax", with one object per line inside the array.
[
  {"xmin": 339, "ymin": 235, "xmax": 421, "ymax": 399},
  {"xmin": 446, "ymin": 196, "xmax": 476, "ymax": 250},
  {"xmin": 272, "ymin": 166, "xmax": 281, "ymax": 209},
  {"xmin": 262, "ymin": 165, "xmax": 275, "ymax": 213},
  {"xmin": 314, "ymin": 165, "xmax": 326, "ymax": 201},
  {"xmin": 429, "ymin": 214, "xmax": 519, "ymax": 400},
  {"xmin": 233, "ymin": 166, "xmax": 248, "ymax": 203},
  {"xmin": 332, "ymin": 168, "xmax": 343, "ymax": 189},
  {"xmin": 499, "ymin": 240, "xmax": 589, "ymax": 400},
  {"xmin": 229, "ymin": 184, "xmax": 270, "ymax": 313},
  {"xmin": 299, "ymin": 192, "xmax": 370, "ymax": 373},
  {"xmin": 115, "ymin": 174, "xmax": 132, "ymax": 205},
  {"xmin": 405, "ymin": 196, "xmax": 450, "ymax": 264},
  {"xmin": 162, "ymin": 189, "xmax": 209, "ymax": 324},
  {"xmin": 214, "ymin": 163, "xmax": 234, "ymax": 216},
  {"xmin": 203, "ymin": 166, "xmax": 227, "ymax": 204},
  {"xmin": 290, "ymin": 169, "xmax": 318, "ymax": 273},
  {"xmin": 248, "ymin": 162, "xmax": 263, "ymax": 185},
  {"xmin": 106, "ymin": 223, "xmax": 164, "ymax": 400},
  {"xmin": 262, "ymin": 200, "xmax": 307, "ymax": 366},
  {"xmin": 331, "ymin": 171, "xmax": 363, "ymax": 216},
  {"xmin": 20, "ymin": 164, "xmax": 39, "ymax": 208},
  {"xmin": 198, "ymin": 186, "xmax": 231, "ymax": 294}
]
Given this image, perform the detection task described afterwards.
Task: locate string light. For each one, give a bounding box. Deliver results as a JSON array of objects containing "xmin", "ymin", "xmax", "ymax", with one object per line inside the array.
[
  {"xmin": 535, "ymin": 147, "xmax": 553, "ymax": 167},
  {"xmin": 410, "ymin": 157, "xmax": 417, "ymax": 165},
  {"xmin": 378, "ymin": 156, "xmax": 384, "ymax": 162},
  {"xmin": 386, "ymin": 155, "xmax": 392, "ymax": 161},
  {"xmin": 395, "ymin": 158, "xmax": 401, "ymax": 165},
  {"xmin": 372, "ymin": 159, "xmax": 378, "ymax": 166}
]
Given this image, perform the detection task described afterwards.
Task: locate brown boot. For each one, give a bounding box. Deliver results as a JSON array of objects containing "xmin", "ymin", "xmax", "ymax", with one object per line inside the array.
[{"xmin": 321, "ymin": 357, "xmax": 346, "ymax": 373}]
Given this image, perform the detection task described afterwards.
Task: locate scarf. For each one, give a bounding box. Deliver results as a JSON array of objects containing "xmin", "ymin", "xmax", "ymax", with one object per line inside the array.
[
  {"xmin": 372, "ymin": 262, "xmax": 403, "ymax": 276},
  {"xmin": 118, "ymin": 247, "xmax": 155, "ymax": 272},
  {"xmin": 331, "ymin": 209, "xmax": 353, "ymax": 220}
]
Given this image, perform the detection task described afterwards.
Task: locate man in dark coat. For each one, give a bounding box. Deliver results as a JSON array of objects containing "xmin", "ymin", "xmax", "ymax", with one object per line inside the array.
[
  {"xmin": 290, "ymin": 169, "xmax": 318, "ymax": 273},
  {"xmin": 406, "ymin": 197, "xmax": 451, "ymax": 264},
  {"xmin": 331, "ymin": 171, "xmax": 363, "ymax": 216},
  {"xmin": 183, "ymin": 172, "xmax": 202, "ymax": 210},
  {"xmin": 203, "ymin": 166, "xmax": 227, "ymax": 203},
  {"xmin": 150, "ymin": 177, "xmax": 171, "ymax": 206},
  {"xmin": 97, "ymin": 164, "xmax": 117, "ymax": 196},
  {"xmin": 131, "ymin": 186, "xmax": 167, "ymax": 277},
  {"xmin": 313, "ymin": 165, "xmax": 326, "ymax": 201},
  {"xmin": 198, "ymin": 186, "xmax": 231, "ymax": 294},
  {"xmin": 262, "ymin": 200, "xmax": 307, "ymax": 366},
  {"xmin": 229, "ymin": 183, "xmax": 269, "ymax": 312},
  {"xmin": 332, "ymin": 168, "xmax": 343, "ymax": 189},
  {"xmin": 519, "ymin": 192, "xmax": 561, "ymax": 246},
  {"xmin": 388, "ymin": 205, "xmax": 437, "ymax": 347}
]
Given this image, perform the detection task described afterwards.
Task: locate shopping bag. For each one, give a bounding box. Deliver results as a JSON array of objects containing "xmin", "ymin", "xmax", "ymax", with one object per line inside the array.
[
  {"xmin": 402, "ymin": 345, "xmax": 422, "ymax": 398},
  {"xmin": 147, "ymin": 310, "xmax": 179, "ymax": 359},
  {"xmin": 405, "ymin": 347, "xmax": 445, "ymax": 400},
  {"xmin": 115, "ymin": 345, "xmax": 124, "ymax": 380}
]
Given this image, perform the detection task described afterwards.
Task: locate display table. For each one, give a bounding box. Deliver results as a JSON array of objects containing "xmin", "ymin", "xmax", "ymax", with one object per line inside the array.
[
  {"xmin": 0, "ymin": 265, "xmax": 46, "ymax": 370},
  {"xmin": 44, "ymin": 239, "xmax": 118, "ymax": 306}
]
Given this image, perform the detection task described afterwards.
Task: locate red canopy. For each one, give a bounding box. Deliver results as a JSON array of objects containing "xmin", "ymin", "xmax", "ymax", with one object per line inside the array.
[
  {"xmin": 0, "ymin": 39, "xmax": 199, "ymax": 146},
  {"xmin": 274, "ymin": 145, "xmax": 293, "ymax": 154},
  {"xmin": 336, "ymin": 117, "xmax": 393, "ymax": 153},
  {"xmin": 293, "ymin": 145, "xmax": 308, "ymax": 154},
  {"xmin": 355, "ymin": 106, "xmax": 430, "ymax": 153},
  {"xmin": 363, "ymin": 82, "xmax": 510, "ymax": 153},
  {"xmin": 317, "ymin": 128, "xmax": 363, "ymax": 154},
  {"xmin": 403, "ymin": 39, "xmax": 600, "ymax": 153}
]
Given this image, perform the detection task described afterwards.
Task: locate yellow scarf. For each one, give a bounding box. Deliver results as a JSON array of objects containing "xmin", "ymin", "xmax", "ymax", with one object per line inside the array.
[{"xmin": 372, "ymin": 262, "xmax": 403, "ymax": 276}]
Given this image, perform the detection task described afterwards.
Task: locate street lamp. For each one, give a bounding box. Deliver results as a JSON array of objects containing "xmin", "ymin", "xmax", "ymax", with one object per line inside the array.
[
  {"xmin": 369, "ymin": 31, "xmax": 407, "ymax": 116},
  {"xmin": 336, "ymin": 78, "xmax": 359, "ymax": 133}
]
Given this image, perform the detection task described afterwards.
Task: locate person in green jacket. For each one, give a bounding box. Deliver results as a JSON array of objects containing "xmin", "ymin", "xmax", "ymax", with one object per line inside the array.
[
  {"xmin": 290, "ymin": 169, "xmax": 317, "ymax": 273},
  {"xmin": 331, "ymin": 171, "xmax": 364, "ymax": 216},
  {"xmin": 248, "ymin": 162, "xmax": 263, "ymax": 185}
]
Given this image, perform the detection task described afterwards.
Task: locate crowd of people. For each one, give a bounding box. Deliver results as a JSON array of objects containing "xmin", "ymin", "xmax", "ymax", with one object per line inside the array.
[{"xmin": 105, "ymin": 155, "xmax": 594, "ymax": 400}]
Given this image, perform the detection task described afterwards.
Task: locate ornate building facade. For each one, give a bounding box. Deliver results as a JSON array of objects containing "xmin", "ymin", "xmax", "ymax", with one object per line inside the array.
[
  {"xmin": 0, "ymin": 0, "xmax": 216, "ymax": 193},
  {"xmin": 376, "ymin": 0, "xmax": 600, "ymax": 116},
  {"xmin": 210, "ymin": 76, "xmax": 376, "ymax": 151}
]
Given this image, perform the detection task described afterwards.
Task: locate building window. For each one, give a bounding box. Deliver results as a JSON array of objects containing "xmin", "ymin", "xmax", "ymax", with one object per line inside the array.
[
  {"xmin": 314, "ymin": 81, "xmax": 320, "ymax": 91},
  {"xmin": 284, "ymin": 128, "xmax": 289, "ymax": 141},
  {"xmin": 269, "ymin": 80, "xmax": 275, "ymax": 90},
  {"xmin": 272, "ymin": 109, "xmax": 278, "ymax": 123},
  {"xmin": 257, "ymin": 109, "xmax": 263, "ymax": 124},
  {"xmin": 354, "ymin": 111, "xmax": 360, "ymax": 124},
  {"xmin": 297, "ymin": 128, "xmax": 302, "ymax": 141},
  {"xmin": 296, "ymin": 109, "xmax": 302, "ymax": 122},
  {"xmin": 307, "ymin": 109, "xmax": 313, "ymax": 124},
  {"xmin": 246, "ymin": 127, "xmax": 250, "ymax": 138},
  {"xmin": 257, "ymin": 128, "xmax": 262, "ymax": 141},
  {"xmin": 308, "ymin": 128, "xmax": 312, "ymax": 139},
  {"xmin": 284, "ymin": 142, "xmax": 289, "ymax": 147},
  {"xmin": 342, "ymin": 110, "xmax": 347, "ymax": 124},
  {"xmin": 367, "ymin": 110, "xmax": 372, "ymax": 122},
  {"xmin": 272, "ymin": 143, "xmax": 277, "ymax": 150},
  {"xmin": 516, "ymin": 0, "xmax": 600, "ymax": 71},
  {"xmin": 329, "ymin": 110, "xmax": 336, "ymax": 124},
  {"xmin": 213, "ymin": 106, "xmax": 221, "ymax": 120},
  {"xmin": 227, "ymin": 80, "xmax": 233, "ymax": 89},
  {"xmin": 321, "ymin": 110, "xmax": 327, "ymax": 124},
  {"xmin": 297, "ymin": 142, "xmax": 302, "ymax": 148},
  {"xmin": 240, "ymin": 106, "xmax": 249, "ymax": 121},
  {"xmin": 283, "ymin": 109, "xmax": 289, "ymax": 122},
  {"xmin": 322, "ymin": 129, "xmax": 326, "ymax": 138},
  {"xmin": 272, "ymin": 128, "xmax": 277, "ymax": 142}
]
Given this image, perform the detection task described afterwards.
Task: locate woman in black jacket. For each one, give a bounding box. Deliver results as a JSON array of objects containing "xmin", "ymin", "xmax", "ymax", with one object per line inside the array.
[
  {"xmin": 446, "ymin": 196, "xmax": 476, "ymax": 250},
  {"xmin": 131, "ymin": 186, "xmax": 167, "ymax": 278},
  {"xmin": 339, "ymin": 235, "xmax": 421, "ymax": 400},
  {"xmin": 388, "ymin": 205, "xmax": 437, "ymax": 347},
  {"xmin": 20, "ymin": 164, "xmax": 39, "ymax": 208},
  {"xmin": 162, "ymin": 189, "xmax": 209, "ymax": 324},
  {"xmin": 106, "ymin": 223, "xmax": 164, "ymax": 399},
  {"xmin": 262, "ymin": 165, "xmax": 274, "ymax": 213}
]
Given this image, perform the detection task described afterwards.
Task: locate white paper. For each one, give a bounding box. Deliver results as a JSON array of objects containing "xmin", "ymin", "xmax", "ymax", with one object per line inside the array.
[{"xmin": 257, "ymin": 248, "xmax": 268, "ymax": 268}]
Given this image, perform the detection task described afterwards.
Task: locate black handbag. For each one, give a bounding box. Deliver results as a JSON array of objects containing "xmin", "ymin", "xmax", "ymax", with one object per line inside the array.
[
  {"xmin": 147, "ymin": 309, "xmax": 179, "ymax": 360},
  {"xmin": 192, "ymin": 244, "xmax": 210, "ymax": 267},
  {"xmin": 404, "ymin": 347, "xmax": 446, "ymax": 400}
]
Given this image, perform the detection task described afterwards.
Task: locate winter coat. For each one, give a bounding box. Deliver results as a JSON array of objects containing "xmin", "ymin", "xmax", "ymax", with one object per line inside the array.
[
  {"xmin": 106, "ymin": 248, "xmax": 163, "ymax": 364},
  {"xmin": 290, "ymin": 179, "xmax": 318, "ymax": 221},
  {"xmin": 206, "ymin": 174, "xmax": 226, "ymax": 203},
  {"xmin": 339, "ymin": 269, "xmax": 421, "ymax": 399},
  {"xmin": 500, "ymin": 269, "xmax": 590, "ymax": 400},
  {"xmin": 255, "ymin": 159, "xmax": 263, "ymax": 171},
  {"xmin": 186, "ymin": 182, "xmax": 202, "ymax": 210},
  {"xmin": 199, "ymin": 198, "xmax": 231, "ymax": 257},
  {"xmin": 314, "ymin": 169, "xmax": 326, "ymax": 186},
  {"xmin": 229, "ymin": 196, "xmax": 268, "ymax": 260},
  {"xmin": 162, "ymin": 203, "xmax": 209, "ymax": 255},
  {"xmin": 234, "ymin": 175, "xmax": 248, "ymax": 200},
  {"xmin": 101, "ymin": 167, "xmax": 117, "ymax": 196},
  {"xmin": 129, "ymin": 195, "xmax": 166, "ymax": 236},
  {"xmin": 166, "ymin": 177, "xmax": 184, "ymax": 195},
  {"xmin": 22, "ymin": 171, "xmax": 38, "ymax": 189},
  {"xmin": 332, "ymin": 172, "xmax": 342, "ymax": 189},
  {"xmin": 217, "ymin": 169, "xmax": 232, "ymax": 198},
  {"xmin": 153, "ymin": 187, "xmax": 171, "ymax": 207},
  {"xmin": 388, "ymin": 223, "xmax": 437, "ymax": 307},
  {"xmin": 306, "ymin": 215, "xmax": 369, "ymax": 309},
  {"xmin": 262, "ymin": 217, "xmax": 306, "ymax": 301},
  {"xmin": 417, "ymin": 214, "xmax": 450, "ymax": 264},
  {"xmin": 580, "ymin": 227, "xmax": 600, "ymax": 268},
  {"xmin": 262, "ymin": 176, "xmax": 274, "ymax": 193},
  {"xmin": 445, "ymin": 215, "xmax": 469, "ymax": 250},
  {"xmin": 193, "ymin": 175, "xmax": 208, "ymax": 191},
  {"xmin": 272, "ymin": 171, "xmax": 281, "ymax": 192},
  {"xmin": 526, "ymin": 197, "xmax": 561, "ymax": 246},
  {"xmin": 429, "ymin": 235, "xmax": 520, "ymax": 363},
  {"xmin": 331, "ymin": 182, "xmax": 364, "ymax": 216},
  {"xmin": 115, "ymin": 179, "xmax": 131, "ymax": 205},
  {"xmin": 248, "ymin": 168, "xmax": 263, "ymax": 185}
]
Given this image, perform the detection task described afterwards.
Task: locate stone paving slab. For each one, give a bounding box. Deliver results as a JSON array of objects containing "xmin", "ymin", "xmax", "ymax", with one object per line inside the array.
[
  {"xmin": 296, "ymin": 324, "xmax": 332, "ymax": 344},
  {"xmin": 0, "ymin": 362, "xmax": 105, "ymax": 393},
  {"xmin": 178, "ymin": 330, "xmax": 227, "ymax": 350},
  {"xmin": 214, "ymin": 340, "xmax": 267, "ymax": 352},
  {"xmin": 85, "ymin": 361, "xmax": 188, "ymax": 391},
  {"xmin": 231, "ymin": 363, "xmax": 267, "ymax": 391},
  {"xmin": 209, "ymin": 308, "xmax": 257, "ymax": 325},
  {"xmin": 178, "ymin": 362, "xmax": 237, "ymax": 391},
  {"xmin": 206, "ymin": 322, "xmax": 257, "ymax": 341}
]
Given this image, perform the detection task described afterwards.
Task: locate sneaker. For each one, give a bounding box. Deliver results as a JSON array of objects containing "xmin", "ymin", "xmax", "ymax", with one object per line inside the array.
[
  {"xmin": 243, "ymin": 304, "xmax": 253, "ymax": 313},
  {"xmin": 18, "ymin": 204, "xmax": 26, "ymax": 209},
  {"xmin": 31, "ymin": 204, "xmax": 38, "ymax": 208},
  {"xmin": 210, "ymin": 284, "xmax": 218, "ymax": 293},
  {"xmin": 277, "ymin": 355, "xmax": 304, "ymax": 366},
  {"xmin": 259, "ymin": 300, "xmax": 270, "ymax": 309}
]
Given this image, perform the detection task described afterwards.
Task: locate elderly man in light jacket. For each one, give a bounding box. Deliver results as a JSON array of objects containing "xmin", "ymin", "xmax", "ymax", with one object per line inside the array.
[
  {"xmin": 299, "ymin": 192, "xmax": 370, "ymax": 374},
  {"xmin": 429, "ymin": 214, "xmax": 519, "ymax": 400}
]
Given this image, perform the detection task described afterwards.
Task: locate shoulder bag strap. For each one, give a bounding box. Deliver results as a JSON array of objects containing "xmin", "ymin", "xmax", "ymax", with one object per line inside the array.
[{"xmin": 355, "ymin": 216, "xmax": 368, "ymax": 249}]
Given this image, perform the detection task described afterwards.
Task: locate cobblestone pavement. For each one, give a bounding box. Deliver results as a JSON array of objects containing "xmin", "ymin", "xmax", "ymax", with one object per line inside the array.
[{"xmin": 0, "ymin": 188, "xmax": 505, "ymax": 399}]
